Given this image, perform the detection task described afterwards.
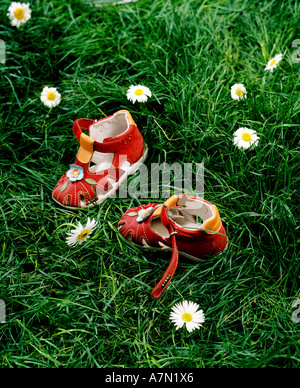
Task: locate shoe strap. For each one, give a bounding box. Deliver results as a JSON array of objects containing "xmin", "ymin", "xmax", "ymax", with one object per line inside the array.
[
  {"xmin": 72, "ymin": 118, "xmax": 95, "ymax": 142},
  {"xmin": 150, "ymin": 204, "xmax": 179, "ymax": 299},
  {"xmin": 72, "ymin": 118, "xmax": 137, "ymax": 154},
  {"xmin": 150, "ymin": 195, "xmax": 223, "ymax": 298}
]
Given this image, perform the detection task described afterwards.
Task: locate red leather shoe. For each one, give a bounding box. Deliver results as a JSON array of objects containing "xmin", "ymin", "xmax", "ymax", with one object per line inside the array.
[
  {"xmin": 52, "ymin": 110, "xmax": 147, "ymax": 209},
  {"xmin": 118, "ymin": 194, "xmax": 228, "ymax": 298}
]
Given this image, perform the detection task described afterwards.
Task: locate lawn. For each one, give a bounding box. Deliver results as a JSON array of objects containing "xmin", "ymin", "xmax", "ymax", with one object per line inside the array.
[{"xmin": 0, "ymin": 0, "xmax": 299, "ymax": 368}]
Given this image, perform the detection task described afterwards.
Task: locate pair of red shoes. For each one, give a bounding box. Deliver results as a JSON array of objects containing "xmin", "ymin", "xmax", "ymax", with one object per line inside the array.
[{"xmin": 52, "ymin": 110, "xmax": 228, "ymax": 298}]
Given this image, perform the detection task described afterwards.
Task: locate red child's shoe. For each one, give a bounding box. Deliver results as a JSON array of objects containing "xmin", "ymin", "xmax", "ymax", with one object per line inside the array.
[
  {"xmin": 52, "ymin": 110, "xmax": 147, "ymax": 209},
  {"xmin": 118, "ymin": 194, "xmax": 228, "ymax": 298}
]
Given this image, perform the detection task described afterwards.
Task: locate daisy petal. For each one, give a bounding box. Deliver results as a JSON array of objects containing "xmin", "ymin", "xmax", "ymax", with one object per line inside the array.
[
  {"xmin": 170, "ymin": 300, "xmax": 205, "ymax": 333},
  {"xmin": 65, "ymin": 218, "xmax": 98, "ymax": 247},
  {"xmin": 126, "ymin": 84, "xmax": 152, "ymax": 103}
]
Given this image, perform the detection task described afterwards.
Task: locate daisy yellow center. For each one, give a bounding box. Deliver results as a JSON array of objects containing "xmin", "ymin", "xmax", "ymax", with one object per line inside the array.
[
  {"xmin": 236, "ymin": 88, "xmax": 243, "ymax": 96},
  {"xmin": 182, "ymin": 312, "xmax": 193, "ymax": 322},
  {"xmin": 270, "ymin": 59, "xmax": 277, "ymax": 66},
  {"xmin": 77, "ymin": 229, "xmax": 90, "ymax": 242},
  {"xmin": 241, "ymin": 133, "xmax": 251, "ymax": 142},
  {"xmin": 14, "ymin": 8, "xmax": 25, "ymax": 20},
  {"xmin": 47, "ymin": 92, "xmax": 56, "ymax": 101},
  {"xmin": 134, "ymin": 89, "xmax": 144, "ymax": 96}
]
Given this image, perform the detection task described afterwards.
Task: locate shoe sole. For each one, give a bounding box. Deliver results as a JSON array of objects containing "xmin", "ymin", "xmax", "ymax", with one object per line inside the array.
[
  {"xmin": 52, "ymin": 145, "xmax": 148, "ymax": 209},
  {"xmin": 118, "ymin": 232, "xmax": 229, "ymax": 262}
]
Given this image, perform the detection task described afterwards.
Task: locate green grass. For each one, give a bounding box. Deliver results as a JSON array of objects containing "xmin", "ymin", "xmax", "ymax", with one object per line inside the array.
[{"xmin": 0, "ymin": 0, "xmax": 299, "ymax": 368}]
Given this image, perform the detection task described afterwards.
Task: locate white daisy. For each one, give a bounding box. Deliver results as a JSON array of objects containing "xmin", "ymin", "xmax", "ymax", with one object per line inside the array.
[
  {"xmin": 7, "ymin": 2, "xmax": 32, "ymax": 28},
  {"xmin": 126, "ymin": 84, "xmax": 152, "ymax": 103},
  {"xmin": 230, "ymin": 83, "xmax": 247, "ymax": 100},
  {"xmin": 40, "ymin": 86, "xmax": 61, "ymax": 108},
  {"xmin": 265, "ymin": 54, "xmax": 283, "ymax": 72},
  {"xmin": 170, "ymin": 300, "xmax": 205, "ymax": 333},
  {"xmin": 233, "ymin": 127, "xmax": 259, "ymax": 149},
  {"xmin": 66, "ymin": 217, "xmax": 98, "ymax": 247}
]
